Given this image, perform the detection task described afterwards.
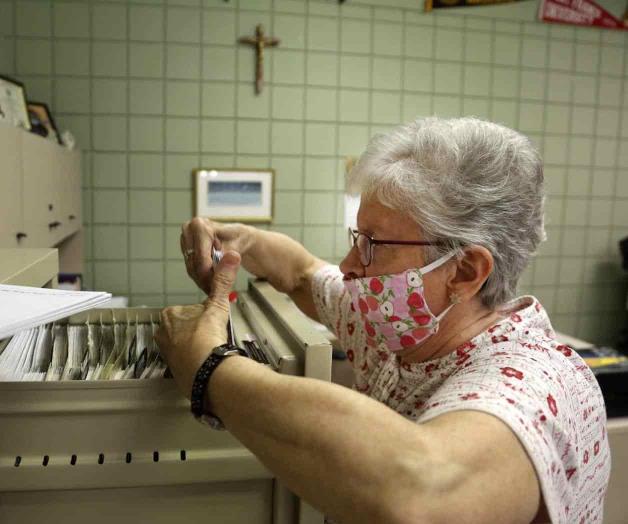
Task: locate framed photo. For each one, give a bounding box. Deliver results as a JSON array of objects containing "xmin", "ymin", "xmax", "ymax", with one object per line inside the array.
[
  {"xmin": 194, "ymin": 168, "xmax": 274, "ymax": 223},
  {"xmin": 27, "ymin": 101, "xmax": 62, "ymax": 144},
  {"xmin": 0, "ymin": 75, "xmax": 31, "ymax": 130}
]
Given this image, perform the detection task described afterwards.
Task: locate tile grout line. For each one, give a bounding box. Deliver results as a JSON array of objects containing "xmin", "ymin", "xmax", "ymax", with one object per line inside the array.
[
  {"xmin": 49, "ymin": 108, "xmax": 628, "ymax": 133},
  {"xmin": 268, "ymin": 0, "xmax": 275, "ymax": 188},
  {"xmin": 428, "ymin": 11, "xmax": 435, "ymax": 116},
  {"xmin": 233, "ymin": 0, "xmax": 241, "ymax": 177},
  {"xmin": 578, "ymin": 30, "xmax": 603, "ymax": 340},
  {"xmin": 161, "ymin": 0, "xmax": 168, "ymax": 305},
  {"xmin": 550, "ymin": 27, "xmax": 578, "ymax": 329},
  {"xmin": 11, "ymin": 0, "xmax": 16, "ymax": 74},
  {"xmin": 299, "ymin": 0, "xmax": 309, "ymax": 240},
  {"xmin": 531, "ymin": 18, "xmax": 551, "ymax": 305},
  {"xmin": 88, "ymin": 0, "xmax": 96, "ymax": 291},
  {"xmin": 196, "ymin": 0, "xmax": 204, "ymax": 303},
  {"xmin": 126, "ymin": 0, "xmax": 132, "ymax": 301},
  {"xmin": 367, "ymin": 5, "xmax": 375, "ymax": 139},
  {"xmin": 602, "ymin": 39, "xmax": 626, "ymax": 338},
  {"xmin": 333, "ymin": 2, "xmax": 343, "ymax": 262},
  {"xmin": 460, "ymin": 15, "xmax": 467, "ymax": 121}
]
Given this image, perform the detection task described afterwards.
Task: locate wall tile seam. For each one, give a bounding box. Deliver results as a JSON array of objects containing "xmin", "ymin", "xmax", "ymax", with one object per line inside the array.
[
  {"xmin": 293, "ymin": 0, "xmax": 307, "ymax": 234},
  {"xmin": 50, "ymin": 97, "xmax": 628, "ymax": 112},
  {"xmin": 13, "ymin": 30, "xmax": 628, "ymax": 51},
  {"xmin": 11, "ymin": 23, "xmax": 627, "ymax": 47},
  {"xmin": 331, "ymin": 0, "xmax": 344, "ymax": 258},
  {"xmin": 573, "ymin": 38, "xmax": 605, "ymax": 332},
  {"xmin": 16, "ymin": 66, "xmax": 628, "ymax": 84},
  {"xmin": 78, "ymin": 151, "xmax": 628, "ymax": 161},
  {"xmin": 85, "ymin": 0, "xmax": 96, "ymax": 289}
]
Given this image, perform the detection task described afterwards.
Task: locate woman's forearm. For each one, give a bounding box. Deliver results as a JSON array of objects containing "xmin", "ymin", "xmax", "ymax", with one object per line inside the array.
[
  {"xmin": 234, "ymin": 226, "xmax": 325, "ymax": 318},
  {"xmin": 209, "ymin": 356, "xmax": 435, "ymax": 524},
  {"xmin": 237, "ymin": 226, "xmax": 323, "ymax": 292}
]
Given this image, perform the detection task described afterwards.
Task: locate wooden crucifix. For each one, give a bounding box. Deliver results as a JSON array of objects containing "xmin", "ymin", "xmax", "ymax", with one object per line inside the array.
[{"xmin": 238, "ymin": 24, "xmax": 280, "ymax": 95}]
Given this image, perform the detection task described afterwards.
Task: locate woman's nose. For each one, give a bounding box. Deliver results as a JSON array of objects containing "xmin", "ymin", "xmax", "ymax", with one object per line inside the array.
[{"xmin": 339, "ymin": 245, "xmax": 365, "ymax": 279}]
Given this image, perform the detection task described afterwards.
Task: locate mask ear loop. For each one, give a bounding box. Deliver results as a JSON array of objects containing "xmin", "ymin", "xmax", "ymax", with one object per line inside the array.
[
  {"xmin": 424, "ymin": 251, "xmax": 463, "ymax": 324},
  {"xmin": 433, "ymin": 292, "xmax": 461, "ymax": 327},
  {"xmin": 421, "ymin": 251, "xmax": 456, "ymax": 274}
]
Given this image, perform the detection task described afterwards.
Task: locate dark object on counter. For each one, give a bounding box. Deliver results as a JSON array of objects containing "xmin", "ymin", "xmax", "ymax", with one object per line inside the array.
[
  {"xmin": 615, "ymin": 237, "xmax": 628, "ymax": 355},
  {"xmin": 577, "ymin": 346, "xmax": 628, "ymax": 418},
  {"xmin": 620, "ymin": 237, "xmax": 628, "ymax": 270},
  {"xmin": 597, "ymin": 370, "xmax": 628, "ymax": 418}
]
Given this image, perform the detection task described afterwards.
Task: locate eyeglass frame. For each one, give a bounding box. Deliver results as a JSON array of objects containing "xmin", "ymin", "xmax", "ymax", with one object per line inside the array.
[{"xmin": 348, "ymin": 227, "xmax": 446, "ymax": 267}]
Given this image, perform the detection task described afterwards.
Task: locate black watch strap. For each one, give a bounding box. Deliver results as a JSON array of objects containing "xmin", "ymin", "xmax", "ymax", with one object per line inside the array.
[{"xmin": 190, "ymin": 343, "xmax": 248, "ymax": 424}]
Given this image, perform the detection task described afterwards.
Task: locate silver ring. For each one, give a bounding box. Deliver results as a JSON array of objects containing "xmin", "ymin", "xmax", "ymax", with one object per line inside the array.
[{"xmin": 183, "ymin": 248, "xmax": 195, "ymax": 260}]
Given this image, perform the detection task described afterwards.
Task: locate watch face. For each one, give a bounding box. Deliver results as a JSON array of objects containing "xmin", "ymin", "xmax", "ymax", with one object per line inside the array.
[{"xmin": 214, "ymin": 344, "xmax": 245, "ymax": 357}]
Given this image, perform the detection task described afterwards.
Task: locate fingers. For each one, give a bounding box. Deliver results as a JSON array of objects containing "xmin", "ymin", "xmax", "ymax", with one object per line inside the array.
[
  {"xmin": 155, "ymin": 307, "xmax": 172, "ymax": 357},
  {"xmin": 204, "ymin": 251, "xmax": 241, "ymax": 316},
  {"xmin": 181, "ymin": 218, "xmax": 216, "ymax": 293},
  {"xmin": 181, "ymin": 221, "xmax": 197, "ymax": 281},
  {"xmin": 189, "ymin": 218, "xmax": 214, "ymax": 283}
]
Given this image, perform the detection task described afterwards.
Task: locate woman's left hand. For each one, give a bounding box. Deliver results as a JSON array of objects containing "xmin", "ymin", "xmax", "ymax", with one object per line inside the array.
[{"xmin": 155, "ymin": 251, "xmax": 241, "ymax": 398}]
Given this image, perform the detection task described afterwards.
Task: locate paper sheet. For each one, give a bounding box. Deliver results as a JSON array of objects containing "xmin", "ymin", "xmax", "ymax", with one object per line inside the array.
[{"xmin": 0, "ymin": 285, "xmax": 111, "ymax": 340}]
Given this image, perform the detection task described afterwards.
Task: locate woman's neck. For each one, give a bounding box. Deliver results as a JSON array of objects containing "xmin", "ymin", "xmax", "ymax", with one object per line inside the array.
[{"xmin": 399, "ymin": 301, "xmax": 504, "ymax": 364}]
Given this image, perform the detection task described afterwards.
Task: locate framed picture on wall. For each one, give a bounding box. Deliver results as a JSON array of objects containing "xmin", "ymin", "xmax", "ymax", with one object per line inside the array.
[
  {"xmin": 194, "ymin": 168, "xmax": 274, "ymax": 223},
  {"xmin": 27, "ymin": 102, "xmax": 62, "ymax": 144},
  {"xmin": 0, "ymin": 75, "xmax": 31, "ymax": 131}
]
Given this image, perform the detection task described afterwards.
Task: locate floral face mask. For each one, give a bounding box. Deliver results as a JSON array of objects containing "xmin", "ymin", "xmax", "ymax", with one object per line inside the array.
[{"xmin": 344, "ymin": 253, "xmax": 456, "ymax": 353}]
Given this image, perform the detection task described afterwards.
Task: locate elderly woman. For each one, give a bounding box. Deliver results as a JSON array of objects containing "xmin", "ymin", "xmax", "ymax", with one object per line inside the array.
[{"xmin": 157, "ymin": 117, "xmax": 609, "ymax": 524}]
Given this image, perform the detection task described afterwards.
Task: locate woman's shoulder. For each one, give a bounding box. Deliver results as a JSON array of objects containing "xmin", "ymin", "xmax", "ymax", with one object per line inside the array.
[
  {"xmin": 476, "ymin": 294, "xmax": 557, "ymax": 350},
  {"xmin": 458, "ymin": 297, "xmax": 598, "ymax": 400},
  {"xmin": 456, "ymin": 295, "xmax": 596, "ymax": 384}
]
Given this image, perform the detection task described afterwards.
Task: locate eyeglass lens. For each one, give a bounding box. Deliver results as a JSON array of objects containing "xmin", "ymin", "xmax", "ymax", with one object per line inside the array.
[{"xmin": 348, "ymin": 229, "xmax": 371, "ymax": 266}]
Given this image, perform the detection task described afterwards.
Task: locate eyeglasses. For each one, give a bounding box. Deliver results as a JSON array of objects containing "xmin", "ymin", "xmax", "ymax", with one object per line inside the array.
[{"xmin": 348, "ymin": 228, "xmax": 444, "ymax": 267}]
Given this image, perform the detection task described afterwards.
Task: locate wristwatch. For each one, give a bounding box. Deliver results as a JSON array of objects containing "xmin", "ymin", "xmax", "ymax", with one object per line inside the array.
[{"xmin": 191, "ymin": 343, "xmax": 248, "ymax": 430}]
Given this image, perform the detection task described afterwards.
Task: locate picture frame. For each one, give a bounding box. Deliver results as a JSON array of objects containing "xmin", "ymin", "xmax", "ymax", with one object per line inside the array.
[
  {"xmin": 194, "ymin": 168, "xmax": 274, "ymax": 223},
  {"xmin": 27, "ymin": 101, "xmax": 62, "ymax": 145},
  {"xmin": 0, "ymin": 75, "xmax": 31, "ymax": 131}
]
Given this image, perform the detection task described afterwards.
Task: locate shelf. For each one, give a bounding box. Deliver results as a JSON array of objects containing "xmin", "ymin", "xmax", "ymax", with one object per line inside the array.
[{"xmin": 0, "ymin": 248, "xmax": 59, "ymax": 288}]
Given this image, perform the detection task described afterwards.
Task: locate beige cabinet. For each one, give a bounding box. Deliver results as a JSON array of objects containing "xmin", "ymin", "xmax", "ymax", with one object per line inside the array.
[
  {"xmin": 0, "ymin": 126, "xmax": 22, "ymax": 248},
  {"xmin": 0, "ymin": 126, "xmax": 81, "ymax": 251}
]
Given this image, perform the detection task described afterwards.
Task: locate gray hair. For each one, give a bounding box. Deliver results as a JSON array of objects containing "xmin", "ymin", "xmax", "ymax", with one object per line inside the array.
[{"xmin": 348, "ymin": 117, "xmax": 546, "ymax": 309}]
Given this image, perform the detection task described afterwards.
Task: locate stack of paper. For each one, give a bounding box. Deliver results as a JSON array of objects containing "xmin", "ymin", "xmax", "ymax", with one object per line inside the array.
[{"xmin": 0, "ymin": 284, "xmax": 112, "ymax": 341}]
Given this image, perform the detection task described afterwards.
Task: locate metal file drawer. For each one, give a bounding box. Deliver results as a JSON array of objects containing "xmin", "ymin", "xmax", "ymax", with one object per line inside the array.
[{"xmin": 0, "ymin": 280, "xmax": 331, "ymax": 524}]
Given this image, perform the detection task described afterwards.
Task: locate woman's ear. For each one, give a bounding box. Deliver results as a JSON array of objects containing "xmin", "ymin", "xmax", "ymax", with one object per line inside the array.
[{"xmin": 447, "ymin": 246, "xmax": 494, "ymax": 302}]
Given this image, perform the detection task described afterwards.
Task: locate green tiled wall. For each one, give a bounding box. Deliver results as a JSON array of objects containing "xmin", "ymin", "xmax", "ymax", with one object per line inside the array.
[{"xmin": 2, "ymin": 0, "xmax": 628, "ymax": 345}]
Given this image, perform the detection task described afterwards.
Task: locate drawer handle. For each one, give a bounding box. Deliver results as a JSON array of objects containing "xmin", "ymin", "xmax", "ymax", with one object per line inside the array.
[
  {"xmin": 69, "ymin": 214, "xmax": 76, "ymax": 220},
  {"xmin": 16, "ymin": 232, "xmax": 27, "ymax": 241},
  {"xmin": 48, "ymin": 221, "xmax": 61, "ymax": 229}
]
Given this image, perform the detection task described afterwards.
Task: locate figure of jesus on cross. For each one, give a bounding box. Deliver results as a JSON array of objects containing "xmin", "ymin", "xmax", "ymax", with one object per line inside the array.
[{"xmin": 238, "ymin": 24, "xmax": 280, "ymax": 95}]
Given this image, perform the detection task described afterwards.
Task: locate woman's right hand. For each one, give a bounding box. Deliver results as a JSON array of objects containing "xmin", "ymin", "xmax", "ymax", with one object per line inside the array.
[{"xmin": 180, "ymin": 218, "xmax": 251, "ymax": 295}]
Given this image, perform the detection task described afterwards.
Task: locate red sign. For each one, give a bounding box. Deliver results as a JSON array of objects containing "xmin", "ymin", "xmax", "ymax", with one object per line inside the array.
[{"xmin": 539, "ymin": 0, "xmax": 627, "ymax": 30}]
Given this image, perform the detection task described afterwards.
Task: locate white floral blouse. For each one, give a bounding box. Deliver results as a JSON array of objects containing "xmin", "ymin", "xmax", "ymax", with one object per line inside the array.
[{"xmin": 312, "ymin": 265, "xmax": 610, "ymax": 524}]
